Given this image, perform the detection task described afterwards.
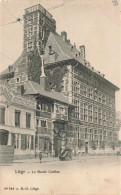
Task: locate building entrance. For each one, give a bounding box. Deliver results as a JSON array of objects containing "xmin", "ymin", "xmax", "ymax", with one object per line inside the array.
[
  {"xmin": 53, "ymin": 122, "xmax": 66, "ymax": 157},
  {"xmin": 0, "ymin": 130, "xmax": 9, "ymax": 145},
  {"xmin": 54, "ymin": 137, "xmax": 61, "ymax": 157}
]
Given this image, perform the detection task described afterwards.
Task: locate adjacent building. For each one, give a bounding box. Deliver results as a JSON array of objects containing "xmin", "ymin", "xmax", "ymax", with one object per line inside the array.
[
  {"xmin": 0, "ymin": 4, "xmax": 120, "ymax": 157},
  {"xmin": 0, "ymin": 81, "xmax": 36, "ymax": 159}
]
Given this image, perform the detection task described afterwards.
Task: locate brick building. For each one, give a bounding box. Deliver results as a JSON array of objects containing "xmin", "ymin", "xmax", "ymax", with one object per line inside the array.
[{"xmin": 0, "ymin": 4, "xmax": 120, "ymax": 156}]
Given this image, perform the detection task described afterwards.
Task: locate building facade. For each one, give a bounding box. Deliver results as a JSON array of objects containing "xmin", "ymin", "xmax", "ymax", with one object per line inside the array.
[
  {"xmin": 0, "ymin": 81, "xmax": 36, "ymax": 159},
  {"xmin": 0, "ymin": 4, "xmax": 120, "ymax": 156}
]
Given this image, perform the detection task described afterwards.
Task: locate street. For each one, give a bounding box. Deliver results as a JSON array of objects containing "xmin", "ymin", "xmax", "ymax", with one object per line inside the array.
[{"xmin": 0, "ymin": 156, "xmax": 121, "ymax": 195}]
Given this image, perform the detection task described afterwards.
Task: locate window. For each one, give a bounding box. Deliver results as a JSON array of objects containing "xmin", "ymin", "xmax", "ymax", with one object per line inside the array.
[
  {"xmin": 90, "ymin": 134, "xmax": 93, "ymax": 140},
  {"xmin": 36, "ymin": 119, "xmax": 39, "ymax": 126},
  {"xmin": 102, "ymin": 95, "xmax": 106, "ymax": 105},
  {"xmin": 15, "ymin": 110, "xmax": 20, "ymax": 127},
  {"xmin": 74, "ymin": 100, "xmax": 80, "ymax": 119},
  {"xmin": 84, "ymin": 103, "xmax": 88, "ymax": 122},
  {"xmin": 98, "ymin": 108, "xmax": 102, "ymax": 125},
  {"xmin": 15, "ymin": 134, "xmax": 19, "ymax": 149},
  {"xmin": 0, "ymin": 107, "xmax": 5, "ymax": 124},
  {"xmin": 41, "ymin": 102, "xmax": 47, "ymax": 111},
  {"xmin": 94, "ymin": 90, "xmax": 98, "ymax": 101},
  {"xmin": 21, "ymin": 134, "xmax": 26, "ymax": 150},
  {"xmin": 60, "ymin": 107, "xmax": 65, "ymax": 115},
  {"xmin": 98, "ymin": 93, "xmax": 102, "ymax": 102},
  {"xmin": 94, "ymin": 107, "xmax": 98, "ymax": 124},
  {"xmin": 102, "ymin": 110, "xmax": 106, "ymax": 126},
  {"xmin": 16, "ymin": 78, "xmax": 20, "ymax": 83},
  {"xmin": 26, "ymin": 135, "xmax": 30, "ymax": 149},
  {"xmin": 41, "ymin": 120, "xmax": 46, "ymax": 127},
  {"xmin": 11, "ymin": 133, "xmax": 15, "ymax": 146},
  {"xmin": 88, "ymin": 88, "xmax": 93, "ymax": 99},
  {"xmin": 26, "ymin": 113, "xmax": 31, "ymax": 128},
  {"xmin": 31, "ymin": 135, "xmax": 34, "ymax": 150},
  {"xmin": 65, "ymin": 108, "xmax": 68, "ymax": 115},
  {"xmin": 27, "ymin": 41, "xmax": 33, "ymax": 51},
  {"xmin": 36, "ymin": 101, "xmax": 41, "ymax": 110},
  {"xmin": 88, "ymin": 105, "xmax": 93, "ymax": 123},
  {"xmin": 83, "ymin": 86, "xmax": 87, "ymax": 97},
  {"xmin": 85, "ymin": 134, "xmax": 88, "ymax": 139}
]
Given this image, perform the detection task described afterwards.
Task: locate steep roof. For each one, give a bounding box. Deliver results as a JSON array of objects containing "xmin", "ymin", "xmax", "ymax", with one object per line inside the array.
[
  {"xmin": 44, "ymin": 32, "xmax": 84, "ymax": 64},
  {"xmin": 24, "ymin": 80, "xmax": 71, "ymax": 105},
  {"xmin": 0, "ymin": 31, "xmax": 119, "ymax": 91},
  {"xmin": 44, "ymin": 32, "xmax": 119, "ymax": 91},
  {"xmin": 0, "ymin": 81, "xmax": 36, "ymax": 109},
  {"xmin": 0, "ymin": 52, "xmax": 24, "ymax": 76}
]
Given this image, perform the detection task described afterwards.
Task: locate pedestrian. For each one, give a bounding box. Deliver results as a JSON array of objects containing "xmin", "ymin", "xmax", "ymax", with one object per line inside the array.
[
  {"xmin": 39, "ymin": 152, "xmax": 42, "ymax": 163},
  {"xmin": 35, "ymin": 150, "xmax": 37, "ymax": 158}
]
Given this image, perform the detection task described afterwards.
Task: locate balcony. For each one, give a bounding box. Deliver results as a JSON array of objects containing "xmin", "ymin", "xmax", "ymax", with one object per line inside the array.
[
  {"xmin": 36, "ymin": 110, "xmax": 51, "ymax": 119},
  {"xmin": 36, "ymin": 127, "xmax": 51, "ymax": 135},
  {"xmin": 52, "ymin": 113, "xmax": 68, "ymax": 122}
]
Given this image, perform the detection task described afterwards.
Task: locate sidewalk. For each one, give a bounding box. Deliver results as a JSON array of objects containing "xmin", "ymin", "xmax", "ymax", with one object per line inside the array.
[
  {"xmin": 13, "ymin": 154, "xmax": 120, "ymax": 164},
  {"xmin": 13, "ymin": 156, "xmax": 59, "ymax": 164}
]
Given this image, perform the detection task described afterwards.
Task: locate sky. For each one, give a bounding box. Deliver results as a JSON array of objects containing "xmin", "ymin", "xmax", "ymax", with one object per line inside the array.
[{"xmin": 0, "ymin": 0, "xmax": 120, "ymax": 113}]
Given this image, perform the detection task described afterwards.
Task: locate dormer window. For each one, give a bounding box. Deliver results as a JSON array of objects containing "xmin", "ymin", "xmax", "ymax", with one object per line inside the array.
[{"xmin": 71, "ymin": 46, "xmax": 73, "ymax": 51}]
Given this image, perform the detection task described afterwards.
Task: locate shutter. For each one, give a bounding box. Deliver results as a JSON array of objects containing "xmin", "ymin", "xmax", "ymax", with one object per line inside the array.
[
  {"xmin": 21, "ymin": 134, "xmax": 26, "ymax": 150},
  {"xmin": 31, "ymin": 135, "xmax": 34, "ymax": 150},
  {"xmin": 0, "ymin": 108, "xmax": 5, "ymax": 124}
]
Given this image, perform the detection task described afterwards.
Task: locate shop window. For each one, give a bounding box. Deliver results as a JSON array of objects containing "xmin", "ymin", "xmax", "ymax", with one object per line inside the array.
[
  {"xmin": 11, "ymin": 133, "xmax": 15, "ymax": 147},
  {"xmin": 0, "ymin": 107, "xmax": 5, "ymax": 124},
  {"xmin": 15, "ymin": 134, "xmax": 19, "ymax": 149}
]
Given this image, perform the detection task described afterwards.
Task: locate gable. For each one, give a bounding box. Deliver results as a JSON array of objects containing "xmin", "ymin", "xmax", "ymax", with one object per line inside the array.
[{"xmin": 0, "ymin": 94, "xmax": 8, "ymax": 103}]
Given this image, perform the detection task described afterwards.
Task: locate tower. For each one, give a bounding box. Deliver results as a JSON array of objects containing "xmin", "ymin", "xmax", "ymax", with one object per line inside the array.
[
  {"xmin": 23, "ymin": 4, "xmax": 56, "ymax": 54},
  {"xmin": 21, "ymin": 4, "xmax": 56, "ymax": 84}
]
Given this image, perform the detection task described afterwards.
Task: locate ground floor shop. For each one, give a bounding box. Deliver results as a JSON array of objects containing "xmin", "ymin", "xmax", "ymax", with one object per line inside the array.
[{"xmin": 0, "ymin": 129, "xmax": 35, "ymax": 159}]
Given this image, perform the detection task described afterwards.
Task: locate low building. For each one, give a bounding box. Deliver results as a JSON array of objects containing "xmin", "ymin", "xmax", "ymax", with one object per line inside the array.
[
  {"xmin": 23, "ymin": 80, "xmax": 74, "ymax": 157},
  {"xmin": 0, "ymin": 81, "xmax": 36, "ymax": 159}
]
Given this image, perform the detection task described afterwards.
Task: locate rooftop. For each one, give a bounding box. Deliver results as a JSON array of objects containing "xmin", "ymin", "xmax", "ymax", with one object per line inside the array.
[{"xmin": 23, "ymin": 80, "xmax": 71, "ymax": 105}]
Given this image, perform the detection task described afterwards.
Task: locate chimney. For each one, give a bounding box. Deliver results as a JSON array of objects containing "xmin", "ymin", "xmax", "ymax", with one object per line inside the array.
[
  {"xmin": 79, "ymin": 45, "xmax": 85, "ymax": 60},
  {"xmin": 8, "ymin": 65, "xmax": 13, "ymax": 72},
  {"xmin": 40, "ymin": 54, "xmax": 46, "ymax": 90},
  {"xmin": 66, "ymin": 39, "xmax": 70, "ymax": 44},
  {"xmin": 97, "ymin": 71, "xmax": 100, "ymax": 74},
  {"xmin": 17, "ymin": 85, "xmax": 24, "ymax": 95},
  {"xmin": 74, "ymin": 42, "xmax": 76, "ymax": 47},
  {"xmin": 61, "ymin": 31, "xmax": 67, "ymax": 42}
]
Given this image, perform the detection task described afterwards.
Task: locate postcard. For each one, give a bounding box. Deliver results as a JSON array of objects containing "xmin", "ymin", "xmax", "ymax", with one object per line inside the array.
[{"xmin": 0, "ymin": 0, "xmax": 121, "ymax": 194}]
